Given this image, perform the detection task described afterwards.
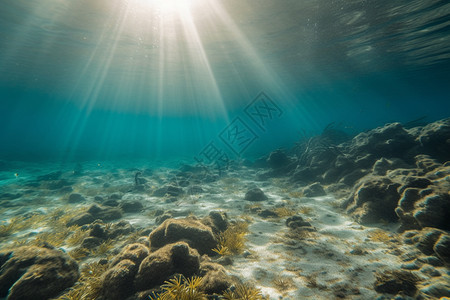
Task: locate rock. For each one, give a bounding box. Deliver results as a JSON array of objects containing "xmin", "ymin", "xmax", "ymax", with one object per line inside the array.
[
  {"xmin": 202, "ymin": 211, "xmax": 228, "ymax": 234},
  {"xmin": 344, "ymin": 176, "xmax": 401, "ymax": 224},
  {"xmin": 37, "ymin": 171, "xmax": 62, "ymax": 181},
  {"xmin": 134, "ymin": 242, "xmax": 200, "ymax": 291},
  {"xmin": 258, "ymin": 209, "xmax": 278, "ymax": 218},
  {"xmin": 81, "ymin": 236, "xmax": 103, "ymax": 249},
  {"xmin": 349, "ymin": 122, "xmax": 416, "ymax": 160},
  {"xmin": 103, "ymin": 199, "xmax": 120, "ymax": 207},
  {"xmin": 372, "ymin": 157, "xmax": 410, "ymax": 176},
  {"xmin": 416, "ymin": 118, "xmax": 450, "ymax": 162},
  {"xmin": 89, "ymin": 223, "xmax": 107, "ymax": 239},
  {"xmin": 152, "ymin": 185, "xmax": 184, "ymax": 197},
  {"xmin": 267, "ymin": 149, "xmax": 291, "ymax": 169},
  {"xmin": 416, "ymin": 228, "xmax": 445, "ymax": 255},
  {"xmin": 155, "ymin": 214, "xmax": 172, "ymax": 225},
  {"xmin": 119, "ymin": 200, "xmax": 144, "ymax": 213},
  {"xmin": 66, "ymin": 212, "xmax": 95, "ymax": 227},
  {"xmin": 188, "ymin": 185, "xmax": 204, "ymax": 194},
  {"xmin": 420, "ymin": 280, "xmax": 450, "ymax": 299},
  {"xmin": 413, "ymin": 193, "xmax": 450, "ymax": 230},
  {"xmin": 68, "ymin": 193, "xmax": 85, "ymax": 203},
  {"xmin": 108, "ymin": 220, "xmax": 135, "ymax": 238},
  {"xmin": 339, "ymin": 169, "xmax": 368, "ymax": 186},
  {"xmin": 420, "ymin": 265, "xmax": 441, "ymax": 277},
  {"xmin": 87, "ymin": 204, "xmax": 123, "ymax": 222},
  {"xmin": 286, "ymin": 215, "xmax": 312, "ymax": 229},
  {"xmin": 110, "ymin": 243, "xmax": 150, "ymax": 267},
  {"xmin": 0, "ymin": 246, "xmax": 79, "ymax": 300},
  {"xmin": 198, "ymin": 262, "xmax": 234, "ymax": 294},
  {"xmin": 101, "ymin": 259, "xmax": 137, "ymax": 300},
  {"xmin": 374, "ymin": 270, "xmax": 420, "ymax": 297},
  {"xmin": 433, "ymin": 234, "xmax": 450, "ymax": 264},
  {"xmin": 302, "ymin": 182, "xmax": 326, "ymax": 197},
  {"xmin": 109, "ymin": 193, "xmax": 122, "ymax": 200},
  {"xmin": 244, "ymin": 188, "xmax": 268, "ymax": 202},
  {"xmin": 149, "ymin": 218, "xmax": 217, "ymax": 256}
]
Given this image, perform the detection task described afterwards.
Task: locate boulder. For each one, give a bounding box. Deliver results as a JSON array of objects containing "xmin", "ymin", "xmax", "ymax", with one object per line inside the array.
[
  {"xmin": 244, "ymin": 188, "xmax": 268, "ymax": 202},
  {"xmin": 198, "ymin": 262, "xmax": 234, "ymax": 294},
  {"xmin": 110, "ymin": 243, "xmax": 150, "ymax": 267},
  {"xmin": 267, "ymin": 149, "xmax": 291, "ymax": 169},
  {"xmin": 119, "ymin": 200, "xmax": 144, "ymax": 213},
  {"xmin": 286, "ymin": 215, "xmax": 312, "ymax": 229},
  {"xmin": 152, "ymin": 185, "xmax": 184, "ymax": 197},
  {"xmin": 68, "ymin": 193, "xmax": 85, "ymax": 203},
  {"xmin": 344, "ymin": 176, "xmax": 401, "ymax": 224},
  {"xmin": 302, "ymin": 182, "xmax": 326, "ymax": 197},
  {"xmin": 149, "ymin": 218, "xmax": 217, "ymax": 256},
  {"xmin": 0, "ymin": 246, "xmax": 79, "ymax": 300},
  {"xmin": 134, "ymin": 242, "xmax": 200, "ymax": 291},
  {"xmin": 101, "ymin": 259, "xmax": 137, "ymax": 300},
  {"xmin": 416, "ymin": 118, "xmax": 450, "ymax": 162},
  {"xmin": 433, "ymin": 234, "xmax": 450, "ymax": 264}
]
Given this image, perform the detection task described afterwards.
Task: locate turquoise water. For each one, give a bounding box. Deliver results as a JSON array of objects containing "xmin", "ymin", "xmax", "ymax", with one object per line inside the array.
[
  {"xmin": 1, "ymin": 2, "xmax": 450, "ymax": 299},
  {"xmin": 1, "ymin": 0, "xmax": 449, "ymax": 163}
]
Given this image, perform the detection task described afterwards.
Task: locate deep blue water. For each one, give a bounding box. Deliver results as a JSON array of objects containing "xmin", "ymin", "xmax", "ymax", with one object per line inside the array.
[{"xmin": 1, "ymin": 0, "xmax": 449, "ymax": 164}]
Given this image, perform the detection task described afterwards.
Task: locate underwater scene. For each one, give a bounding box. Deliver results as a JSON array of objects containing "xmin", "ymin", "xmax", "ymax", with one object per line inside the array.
[{"xmin": 1, "ymin": 0, "xmax": 450, "ymax": 299}]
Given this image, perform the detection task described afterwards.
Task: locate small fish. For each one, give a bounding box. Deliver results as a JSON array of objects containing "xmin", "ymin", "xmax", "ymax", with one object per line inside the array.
[
  {"xmin": 97, "ymin": 163, "xmax": 101, "ymax": 167},
  {"xmin": 14, "ymin": 173, "xmax": 19, "ymax": 178}
]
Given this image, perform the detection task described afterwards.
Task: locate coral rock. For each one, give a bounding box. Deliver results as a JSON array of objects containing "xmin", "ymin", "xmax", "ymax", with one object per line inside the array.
[
  {"xmin": 302, "ymin": 182, "xmax": 326, "ymax": 197},
  {"xmin": 134, "ymin": 242, "xmax": 200, "ymax": 291},
  {"xmin": 0, "ymin": 246, "xmax": 79, "ymax": 300},
  {"xmin": 149, "ymin": 218, "xmax": 217, "ymax": 255},
  {"xmin": 344, "ymin": 176, "xmax": 400, "ymax": 224},
  {"xmin": 244, "ymin": 188, "xmax": 268, "ymax": 202}
]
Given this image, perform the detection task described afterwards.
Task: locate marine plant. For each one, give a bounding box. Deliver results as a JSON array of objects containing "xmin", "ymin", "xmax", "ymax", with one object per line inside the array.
[
  {"xmin": 214, "ymin": 221, "xmax": 249, "ymax": 255},
  {"xmin": 274, "ymin": 207, "xmax": 296, "ymax": 217},
  {"xmin": 149, "ymin": 275, "xmax": 206, "ymax": 300},
  {"xmin": 92, "ymin": 239, "xmax": 114, "ymax": 256},
  {"xmin": 222, "ymin": 283, "xmax": 264, "ymax": 300},
  {"xmin": 66, "ymin": 227, "xmax": 89, "ymax": 246},
  {"xmin": 298, "ymin": 206, "xmax": 314, "ymax": 215},
  {"xmin": 368, "ymin": 229, "xmax": 392, "ymax": 243},
  {"xmin": 212, "ymin": 245, "xmax": 231, "ymax": 256},
  {"xmin": 68, "ymin": 248, "xmax": 90, "ymax": 261},
  {"xmin": 272, "ymin": 276, "xmax": 294, "ymax": 291},
  {"xmin": 0, "ymin": 216, "xmax": 26, "ymax": 238},
  {"xmin": 54, "ymin": 261, "xmax": 108, "ymax": 300}
]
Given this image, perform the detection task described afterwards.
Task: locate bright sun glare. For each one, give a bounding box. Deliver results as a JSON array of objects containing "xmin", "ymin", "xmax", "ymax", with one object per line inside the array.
[{"xmin": 148, "ymin": 0, "xmax": 194, "ymax": 14}]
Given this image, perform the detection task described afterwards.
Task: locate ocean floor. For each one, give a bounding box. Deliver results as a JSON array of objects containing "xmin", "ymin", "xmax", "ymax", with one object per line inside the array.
[
  {"xmin": 1, "ymin": 119, "xmax": 450, "ymax": 300},
  {"xmin": 0, "ymin": 159, "xmax": 448, "ymax": 300}
]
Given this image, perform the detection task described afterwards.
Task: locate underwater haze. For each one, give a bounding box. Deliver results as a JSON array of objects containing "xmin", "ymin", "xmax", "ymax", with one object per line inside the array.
[{"xmin": 1, "ymin": 0, "xmax": 449, "ymax": 162}]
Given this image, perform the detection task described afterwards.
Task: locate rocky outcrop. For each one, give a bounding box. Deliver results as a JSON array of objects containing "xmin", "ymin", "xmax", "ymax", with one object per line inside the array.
[
  {"xmin": 100, "ymin": 241, "xmax": 234, "ymax": 300},
  {"xmin": 0, "ymin": 245, "xmax": 79, "ymax": 300},
  {"xmin": 343, "ymin": 176, "xmax": 401, "ymax": 224}
]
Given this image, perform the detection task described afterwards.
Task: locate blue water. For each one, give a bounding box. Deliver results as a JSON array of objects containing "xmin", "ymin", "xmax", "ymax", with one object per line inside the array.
[{"xmin": 1, "ymin": 0, "xmax": 449, "ymax": 163}]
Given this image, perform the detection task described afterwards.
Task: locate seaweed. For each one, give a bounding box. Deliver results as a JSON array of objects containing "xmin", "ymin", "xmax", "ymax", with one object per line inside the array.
[
  {"xmin": 274, "ymin": 207, "xmax": 296, "ymax": 217},
  {"xmin": 368, "ymin": 229, "xmax": 392, "ymax": 243},
  {"xmin": 149, "ymin": 275, "xmax": 206, "ymax": 300},
  {"xmin": 213, "ymin": 221, "xmax": 249, "ymax": 255},
  {"xmin": 222, "ymin": 283, "xmax": 264, "ymax": 300},
  {"xmin": 55, "ymin": 261, "xmax": 108, "ymax": 300},
  {"xmin": 212, "ymin": 245, "xmax": 231, "ymax": 256},
  {"xmin": 272, "ymin": 276, "xmax": 294, "ymax": 291}
]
